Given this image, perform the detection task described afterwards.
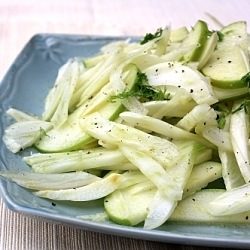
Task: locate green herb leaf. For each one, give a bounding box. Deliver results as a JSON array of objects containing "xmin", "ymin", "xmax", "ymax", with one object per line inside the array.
[
  {"xmin": 241, "ymin": 72, "xmax": 250, "ymax": 87},
  {"xmin": 140, "ymin": 28, "xmax": 163, "ymax": 45},
  {"xmin": 217, "ymin": 114, "xmax": 226, "ymax": 129},
  {"xmin": 232, "ymin": 100, "xmax": 250, "ymax": 114},
  {"xmin": 111, "ymin": 72, "xmax": 171, "ymax": 102},
  {"xmin": 216, "ymin": 31, "xmax": 224, "ymax": 42},
  {"xmin": 213, "ymin": 103, "xmax": 230, "ymax": 129}
]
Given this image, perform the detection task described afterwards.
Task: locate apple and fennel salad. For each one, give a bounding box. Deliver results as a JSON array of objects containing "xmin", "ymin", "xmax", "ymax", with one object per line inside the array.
[{"xmin": 2, "ymin": 20, "xmax": 250, "ymax": 229}]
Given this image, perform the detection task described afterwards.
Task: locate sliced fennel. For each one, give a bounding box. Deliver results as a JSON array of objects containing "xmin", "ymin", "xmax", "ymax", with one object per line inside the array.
[
  {"xmin": 143, "ymin": 88, "xmax": 196, "ymax": 119},
  {"xmin": 119, "ymin": 112, "xmax": 213, "ymax": 148},
  {"xmin": 218, "ymin": 149, "xmax": 245, "ymax": 190},
  {"xmin": 201, "ymin": 126, "xmax": 233, "ymax": 152},
  {"xmin": 35, "ymin": 64, "xmax": 138, "ymax": 152},
  {"xmin": 105, "ymin": 160, "xmax": 223, "ymax": 227},
  {"xmin": 81, "ymin": 113, "xmax": 179, "ymax": 167},
  {"xmin": 144, "ymin": 191, "xmax": 177, "ymax": 229},
  {"xmin": 230, "ymin": 101, "xmax": 250, "ymax": 183},
  {"xmin": 6, "ymin": 108, "xmax": 38, "ymax": 122},
  {"xmin": 171, "ymin": 189, "xmax": 250, "ymax": 223},
  {"xmin": 43, "ymin": 59, "xmax": 83, "ymax": 126},
  {"xmin": 75, "ymin": 49, "xmax": 125, "ymax": 108},
  {"xmin": 176, "ymin": 104, "xmax": 217, "ymax": 132},
  {"xmin": 183, "ymin": 161, "xmax": 222, "ymax": 198},
  {"xmin": 209, "ymin": 183, "xmax": 250, "ymax": 216},
  {"xmin": 193, "ymin": 146, "xmax": 212, "ymax": 165},
  {"xmin": 3, "ymin": 120, "xmax": 53, "ymax": 153},
  {"xmin": 0, "ymin": 171, "xmax": 100, "ymax": 190},
  {"xmin": 144, "ymin": 142, "xmax": 196, "ymax": 229},
  {"xmin": 24, "ymin": 148, "xmax": 128, "ymax": 173},
  {"xmin": 35, "ymin": 173, "xmax": 122, "ymax": 201},
  {"xmin": 144, "ymin": 62, "xmax": 218, "ymax": 105},
  {"xmin": 120, "ymin": 145, "xmax": 181, "ymax": 200}
]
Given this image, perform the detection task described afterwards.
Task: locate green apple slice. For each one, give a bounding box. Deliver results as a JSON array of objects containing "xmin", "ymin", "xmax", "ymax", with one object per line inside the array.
[
  {"xmin": 202, "ymin": 21, "xmax": 249, "ymax": 88},
  {"xmin": 35, "ymin": 65, "xmax": 138, "ymax": 152},
  {"xmin": 181, "ymin": 20, "xmax": 209, "ymax": 62},
  {"xmin": 202, "ymin": 46, "xmax": 249, "ymax": 88}
]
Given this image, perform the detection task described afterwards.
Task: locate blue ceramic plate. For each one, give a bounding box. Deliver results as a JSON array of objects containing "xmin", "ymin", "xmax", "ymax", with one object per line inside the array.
[{"xmin": 1, "ymin": 34, "xmax": 250, "ymax": 248}]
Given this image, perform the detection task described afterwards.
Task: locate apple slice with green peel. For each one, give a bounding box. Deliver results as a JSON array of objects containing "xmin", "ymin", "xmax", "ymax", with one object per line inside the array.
[
  {"xmin": 104, "ymin": 185, "xmax": 155, "ymax": 226},
  {"xmin": 202, "ymin": 21, "xmax": 249, "ymax": 88},
  {"xmin": 202, "ymin": 46, "xmax": 249, "ymax": 88},
  {"xmin": 181, "ymin": 20, "xmax": 209, "ymax": 62},
  {"xmin": 213, "ymin": 86, "xmax": 249, "ymax": 100},
  {"xmin": 35, "ymin": 65, "xmax": 138, "ymax": 152}
]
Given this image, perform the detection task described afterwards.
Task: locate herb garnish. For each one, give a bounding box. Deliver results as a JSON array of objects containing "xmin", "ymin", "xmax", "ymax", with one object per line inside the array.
[
  {"xmin": 111, "ymin": 72, "xmax": 170, "ymax": 102},
  {"xmin": 241, "ymin": 72, "xmax": 250, "ymax": 87},
  {"xmin": 216, "ymin": 31, "xmax": 224, "ymax": 42},
  {"xmin": 213, "ymin": 103, "xmax": 230, "ymax": 129},
  {"xmin": 217, "ymin": 113, "xmax": 227, "ymax": 129},
  {"xmin": 232, "ymin": 100, "xmax": 250, "ymax": 114},
  {"xmin": 213, "ymin": 99, "xmax": 250, "ymax": 129},
  {"xmin": 140, "ymin": 28, "xmax": 163, "ymax": 45}
]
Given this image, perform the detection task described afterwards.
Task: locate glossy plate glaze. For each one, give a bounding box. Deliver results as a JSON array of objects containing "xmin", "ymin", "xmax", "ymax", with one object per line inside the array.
[{"xmin": 0, "ymin": 34, "xmax": 250, "ymax": 248}]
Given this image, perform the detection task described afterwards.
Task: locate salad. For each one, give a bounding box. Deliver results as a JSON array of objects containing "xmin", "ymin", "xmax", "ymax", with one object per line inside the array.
[{"xmin": 1, "ymin": 20, "xmax": 250, "ymax": 229}]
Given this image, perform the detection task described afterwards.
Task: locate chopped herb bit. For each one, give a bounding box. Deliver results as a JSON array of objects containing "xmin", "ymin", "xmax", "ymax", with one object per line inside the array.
[
  {"xmin": 213, "ymin": 103, "xmax": 230, "ymax": 129},
  {"xmin": 140, "ymin": 28, "xmax": 163, "ymax": 45},
  {"xmin": 217, "ymin": 31, "xmax": 224, "ymax": 41},
  {"xmin": 217, "ymin": 114, "xmax": 226, "ymax": 129},
  {"xmin": 111, "ymin": 72, "xmax": 171, "ymax": 102},
  {"xmin": 232, "ymin": 100, "xmax": 250, "ymax": 114},
  {"xmin": 241, "ymin": 72, "xmax": 250, "ymax": 87}
]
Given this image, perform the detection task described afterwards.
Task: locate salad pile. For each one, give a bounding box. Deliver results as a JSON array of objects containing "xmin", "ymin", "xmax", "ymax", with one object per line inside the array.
[{"xmin": 2, "ymin": 20, "xmax": 250, "ymax": 229}]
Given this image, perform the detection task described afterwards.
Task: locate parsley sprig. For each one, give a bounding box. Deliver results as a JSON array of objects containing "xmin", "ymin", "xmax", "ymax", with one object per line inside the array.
[
  {"xmin": 140, "ymin": 28, "xmax": 163, "ymax": 45},
  {"xmin": 111, "ymin": 72, "xmax": 170, "ymax": 102}
]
